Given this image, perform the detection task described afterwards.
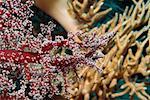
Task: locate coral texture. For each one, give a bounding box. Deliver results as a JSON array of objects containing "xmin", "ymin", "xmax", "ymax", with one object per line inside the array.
[
  {"xmin": 68, "ymin": 0, "xmax": 150, "ymax": 99},
  {"xmin": 0, "ymin": 0, "xmax": 149, "ymax": 99},
  {"xmin": 0, "ymin": 0, "xmax": 119, "ymax": 99},
  {"xmin": 67, "ymin": 0, "xmax": 112, "ymax": 31}
]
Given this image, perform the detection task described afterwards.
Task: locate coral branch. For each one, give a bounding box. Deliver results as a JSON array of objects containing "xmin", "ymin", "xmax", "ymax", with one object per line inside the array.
[
  {"xmin": 68, "ymin": 0, "xmax": 112, "ymax": 30},
  {"xmin": 68, "ymin": 0, "xmax": 150, "ymax": 99}
]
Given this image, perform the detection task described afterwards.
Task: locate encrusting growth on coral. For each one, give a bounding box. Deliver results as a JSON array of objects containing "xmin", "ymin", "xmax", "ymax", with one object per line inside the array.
[{"xmin": 68, "ymin": 0, "xmax": 150, "ymax": 99}]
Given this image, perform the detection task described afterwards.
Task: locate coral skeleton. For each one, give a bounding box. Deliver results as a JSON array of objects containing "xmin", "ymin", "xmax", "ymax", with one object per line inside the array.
[
  {"xmin": 68, "ymin": 0, "xmax": 150, "ymax": 99},
  {"xmin": 67, "ymin": 0, "xmax": 112, "ymax": 31}
]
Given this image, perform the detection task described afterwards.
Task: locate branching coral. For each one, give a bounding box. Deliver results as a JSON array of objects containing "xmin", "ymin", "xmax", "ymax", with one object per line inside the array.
[
  {"xmin": 0, "ymin": 0, "xmax": 149, "ymax": 99},
  {"xmin": 68, "ymin": 0, "xmax": 150, "ymax": 99},
  {"xmin": 67, "ymin": 0, "xmax": 112, "ymax": 31},
  {"xmin": 0, "ymin": 0, "xmax": 123, "ymax": 99}
]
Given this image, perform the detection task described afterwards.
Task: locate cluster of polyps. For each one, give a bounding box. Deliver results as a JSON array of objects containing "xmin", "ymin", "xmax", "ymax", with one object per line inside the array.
[
  {"xmin": 0, "ymin": 0, "xmax": 117, "ymax": 99},
  {"xmin": 0, "ymin": 0, "xmax": 62, "ymax": 99}
]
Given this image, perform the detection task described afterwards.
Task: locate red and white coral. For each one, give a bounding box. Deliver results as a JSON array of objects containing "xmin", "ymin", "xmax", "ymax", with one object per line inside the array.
[{"xmin": 0, "ymin": 0, "xmax": 117, "ymax": 99}]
